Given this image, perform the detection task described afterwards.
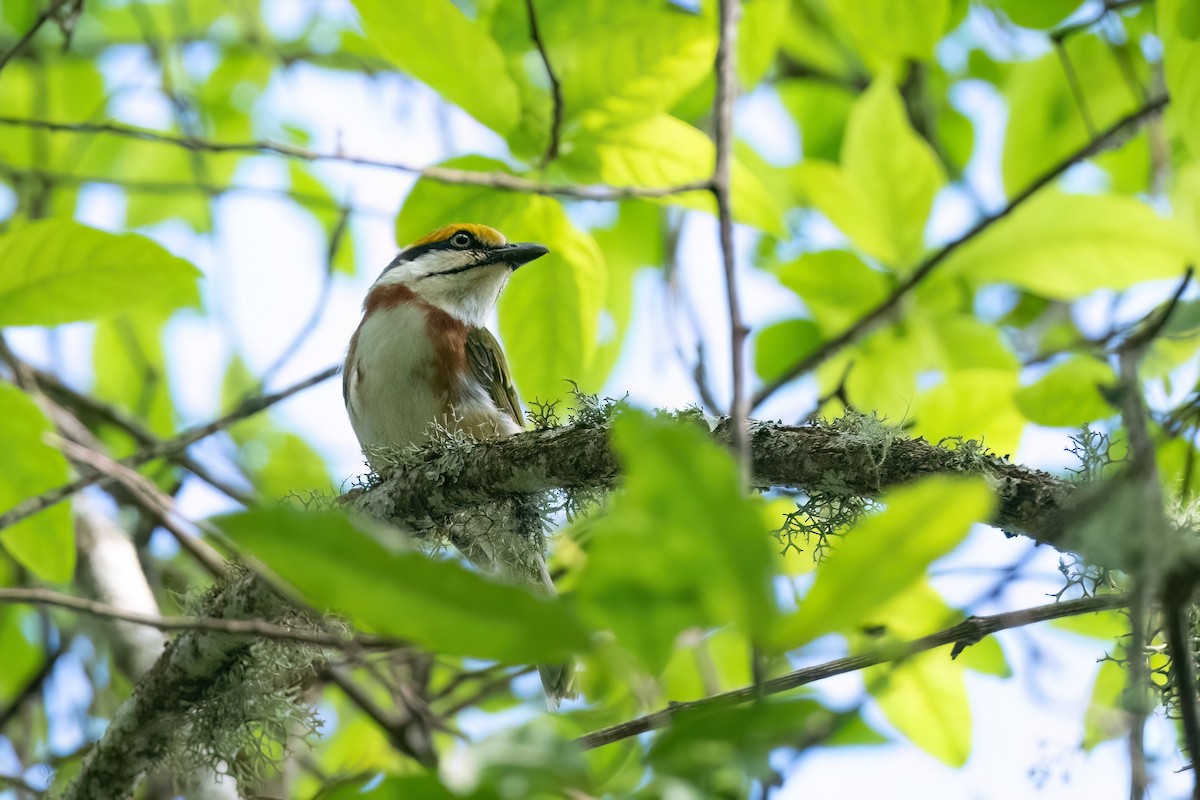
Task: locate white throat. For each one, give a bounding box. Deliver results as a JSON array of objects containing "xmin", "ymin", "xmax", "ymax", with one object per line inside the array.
[{"xmin": 373, "ymin": 256, "xmax": 512, "ymax": 327}]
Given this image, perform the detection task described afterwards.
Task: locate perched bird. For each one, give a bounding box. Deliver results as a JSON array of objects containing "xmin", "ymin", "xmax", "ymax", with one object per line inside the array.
[{"xmin": 344, "ymin": 222, "xmax": 573, "ymax": 708}]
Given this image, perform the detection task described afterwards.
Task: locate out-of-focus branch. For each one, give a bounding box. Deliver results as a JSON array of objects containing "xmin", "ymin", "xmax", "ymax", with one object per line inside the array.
[
  {"xmin": 0, "ymin": 364, "xmax": 339, "ymax": 533},
  {"xmin": 0, "ymin": 0, "xmax": 77, "ymax": 73},
  {"xmin": 0, "ymin": 116, "xmax": 712, "ymax": 200},
  {"xmin": 576, "ymin": 593, "xmax": 1128, "ymax": 750},
  {"xmin": 750, "ymin": 94, "xmax": 1169, "ymax": 410}
]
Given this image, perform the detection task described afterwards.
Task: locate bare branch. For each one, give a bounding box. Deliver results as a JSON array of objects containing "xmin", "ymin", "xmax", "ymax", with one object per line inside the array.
[
  {"xmin": 523, "ymin": 0, "xmax": 563, "ymax": 166},
  {"xmin": 0, "ymin": 586, "xmax": 391, "ymax": 649},
  {"xmin": 712, "ymin": 0, "xmax": 750, "ymax": 475},
  {"xmin": 576, "ymin": 593, "xmax": 1127, "ymax": 750},
  {"xmin": 0, "ymin": 116, "xmax": 711, "ymax": 201},
  {"xmin": 0, "ymin": 0, "xmax": 76, "ymax": 74},
  {"xmin": 0, "ymin": 364, "xmax": 339, "ymax": 533},
  {"xmin": 750, "ymin": 94, "xmax": 1170, "ymax": 410}
]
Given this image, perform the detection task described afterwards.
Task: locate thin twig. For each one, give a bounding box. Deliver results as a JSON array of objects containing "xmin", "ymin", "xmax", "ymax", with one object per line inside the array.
[
  {"xmin": 0, "ymin": 587, "xmax": 396, "ymax": 648},
  {"xmin": 0, "ymin": 116, "xmax": 711, "ymax": 201},
  {"xmin": 712, "ymin": 0, "xmax": 749, "ymax": 473},
  {"xmin": 523, "ymin": 0, "xmax": 563, "ymax": 166},
  {"xmin": 0, "ymin": 364, "xmax": 339, "ymax": 533},
  {"xmin": 750, "ymin": 94, "xmax": 1169, "ymax": 410},
  {"xmin": 575, "ymin": 593, "xmax": 1127, "ymax": 750},
  {"xmin": 1050, "ymin": 0, "xmax": 1152, "ymax": 42},
  {"xmin": 0, "ymin": 0, "xmax": 75, "ymax": 73}
]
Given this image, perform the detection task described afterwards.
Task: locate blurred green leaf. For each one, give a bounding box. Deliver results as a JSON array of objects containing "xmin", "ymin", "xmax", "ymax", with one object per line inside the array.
[
  {"xmin": 397, "ymin": 156, "xmax": 606, "ymax": 404},
  {"xmin": 649, "ymin": 698, "xmax": 869, "ymax": 780},
  {"xmin": 575, "ymin": 411, "xmax": 777, "ymax": 674},
  {"xmin": 1052, "ymin": 608, "xmax": 1127, "ymax": 640},
  {"xmin": 219, "ymin": 507, "xmax": 588, "ymax": 662},
  {"xmin": 989, "ymin": 0, "xmax": 1081, "ymax": 28},
  {"xmin": 774, "ymin": 250, "xmax": 891, "ymax": 333},
  {"xmin": 913, "ymin": 369, "xmax": 1026, "ymax": 457},
  {"xmin": 585, "ymin": 202, "xmax": 661, "ymax": 389},
  {"xmin": 559, "ymin": 113, "xmax": 784, "ymax": 235},
  {"xmin": 1002, "ymin": 36, "xmax": 1147, "ymax": 196},
  {"xmin": 869, "ymin": 648, "xmax": 971, "ymax": 766},
  {"xmin": 941, "ymin": 192, "xmax": 1199, "ymax": 299},
  {"xmin": 0, "ymin": 221, "xmax": 201, "ymax": 326},
  {"xmin": 289, "ymin": 164, "xmax": 356, "ymax": 276},
  {"xmin": 1015, "ymin": 356, "xmax": 1116, "ymax": 427},
  {"xmin": 0, "ymin": 58, "xmax": 104, "ymax": 172},
  {"xmin": 352, "ymin": 0, "xmax": 520, "ymax": 135},
  {"xmin": 1162, "ymin": 0, "xmax": 1200, "ymax": 158},
  {"xmin": 825, "ymin": 0, "xmax": 951, "ymax": 65},
  {"xmin": 777, "ymin": 79, "xmax": 858, "ymax": 161},
  {"xmin": 0, "ymin": 384, "xmax": 74, "ymax": 582},
  {"xmin": 0, "ymin": 606, "xmax": 42, "ymax": 702},
  {"xmin": 771, "ymin": 476, "xmax": 992, "ymax": 651},
  {"xmin": 841, "ymin": 79, "xmax": 945, "ymax": 265},
  {"xmin": 93, "ymin": 312, "xmax": 176, "ymax": 450},
  {"xmin": 738, "ymin": 0, "xmax": 787, "ymax": 89},
  {"xmin": 1083, "ymin": 658, "xmax": 1127, "ymax": 750},
  {"xmin": 520, "ymin": 0, "xmax": 716, "ymax": 131},
  {"xmin": 455, "ymin": 721, "xmax": 592, "ymax": 799},
  {"xmin": 753, "ymin": 319, "xmax": 822, "ymax": 382}
]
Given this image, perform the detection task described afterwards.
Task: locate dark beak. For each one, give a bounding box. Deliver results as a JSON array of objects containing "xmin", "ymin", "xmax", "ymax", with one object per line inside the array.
[{"xmin": 493, "ymin": 242, "xmax": 549, "ymax": 269}]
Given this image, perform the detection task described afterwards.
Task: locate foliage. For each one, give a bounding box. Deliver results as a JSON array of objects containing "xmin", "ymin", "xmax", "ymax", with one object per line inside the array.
[{"xmin": 0, "ymin": 0, "xmax": 1198, "ymax": 798}]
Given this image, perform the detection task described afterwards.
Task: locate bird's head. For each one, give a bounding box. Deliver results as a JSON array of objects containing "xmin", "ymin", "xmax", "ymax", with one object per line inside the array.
[{"xmin": 371, "ymin": 223, "xmax": 549, "ymax": 326}]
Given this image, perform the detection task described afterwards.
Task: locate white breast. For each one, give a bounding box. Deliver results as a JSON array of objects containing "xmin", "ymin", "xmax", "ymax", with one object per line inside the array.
[{"xmin": 345, "ymin": 303, "xmax": 521, "ymax": 463}]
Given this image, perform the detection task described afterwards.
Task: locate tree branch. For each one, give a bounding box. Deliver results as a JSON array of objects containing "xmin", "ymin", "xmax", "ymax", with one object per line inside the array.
[
  {"xmin": 0, "ymin": 0, "xmax": 76, "ymax": 74},
  {"xmin": 576, "ymin": 593, "xmax": 1127, "ymax": 750},
  {"xmin": 750, "ymin": 94, "xmax": 1169, "ymax": 410},
  {"xmin": 0, "ymin": 364, "xmax": 338, "ymax": 533},
  {"xmin": 352, "ymin": 417, "xmax": 1077, "ymax": 547},
  {"xmin": 0, "ymin": 116, "xmax": 711, "ymax": 201}
]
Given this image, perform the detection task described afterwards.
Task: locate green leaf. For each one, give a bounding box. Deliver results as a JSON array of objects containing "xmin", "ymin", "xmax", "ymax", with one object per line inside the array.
[
  {"xmin": 1083, "ymin": 658, "xmax": 1127, "ymax": 750},
  {"xmin": 575, "ymin": 412, "xmax": 777, "ymax": 674},
  {"xmin": 738, "ymin": 0, "xmax": 788, "ymax": 89},
  {"xmin": 941, "ymin": 192, "xmax": 1199, "ymax": 299},
  {"xmin": 0, "ymin": 384, "xmax": 74, "ymax": 582},
  {"xmin": 396, "ymin": 157, "xmax": 606, "ymax": 404},
  {"xmin": 774, "ymin": 251, "xmax": 891, "ymax": 333},
  {"xmin": 558, "ymin": 113, "xmax": 784, "ymax": 235},
  {"xmin": 520, "ymin": 0, "xmax": 717, "ymax": 131},
  {"xmin": 1051, "ymin": 608, "xmax": 1126, "ymax": 640},
  {"xmin": 0, "ymin": 221, "xmax": 201, "ymax": 327},
  {"xmin": 1162, "ymin": 0, "xmax": 1200, "ymax": 158},
  {"xmin": 913, "ymin": 369, "xmax": 1026, "ymax": 457},
  {"xmin": 868, "ymin": 649, "xmax": 971, "ymax": 766},
  {"xmin": 585, "ymin": 202, "xmax": 662, "ymax": 389},
  {"xmin": 777, "ymin": 79, "xmax": 858, "ymax": 161},
  {"xmin": 1015, "ymin": 356, "xmax": 1117, "ymax": 427},
  {"xmin": 990, "ymin": 0, "xmax": 1081, "ymax": 28},
  {"xmin": 825, "ymin": 0, "xmax": 951, "ymax": 64},
  {"xmin": 0, "ymin": 58, "xmax": 104, "ymax": 171},
  {"xmin": 771, "ymin": 476, "xmax": 992, "ymax": 651},
  {"xmin": 1001, "ymin": 36, "xmax": 1147, "ymax": 196},
  {"xmin": 93, "ymin": 313, "xmax": 176, "ymax": 450},
  {"xmin": 842, "ymin": 80, "xmax": 946, "ymax": 266},
  {"xmin": 289, "ymin": 163, "xmax": 356, "ymax": 276},
  {"xmin": 220, "ymin": 507, "xmax": 588, "ymax": 663},
  {"xmin": 753, "ymin": 319, "xmax": 822, "ymax": 382},
  {"xmin": 649, "ymin": 698, "xmax": 864, "ymax": 781},
  {"xmin": 0, "ymin": 606, "xmax": 42, "ymax": 703},
  {"xmin": 795, "ymin": 80, "xmax": 945, "ymax": 266},
  {"xmin": 352, "ymin": 0, "xmax": 520, "ymax": 135}
]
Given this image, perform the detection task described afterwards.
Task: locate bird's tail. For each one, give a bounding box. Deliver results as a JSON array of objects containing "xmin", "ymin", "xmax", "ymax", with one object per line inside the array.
[{"xmin": 447, "ymin": 500, "xmax": 577, "ymax": 710}]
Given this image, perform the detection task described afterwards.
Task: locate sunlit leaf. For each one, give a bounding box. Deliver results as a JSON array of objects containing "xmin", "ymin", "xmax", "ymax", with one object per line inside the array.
[
  {"xmin": 0, "ymin": 384, "xmax": 74, "ymax": 582},
  {"xmin": 774, "ymin": 250, "xmax": 890, "ymax": 333},
  {"xmin": 1083, "ymin": 658, "xmax": 1128, "ymax": 750},
  {"xmin": 825, "ymin": 0, "xmax": 951, "ymax": 65},
  {"xmin": 771, "ymin": 476, "xmax": 992, "ymax": 651},
  {"xmin": 1162, "ymin": 0, "xmax": 1200, "ymax": 158},
  {"xmin": 352, "ymin": 0, "xmax": 520, "ymax": 135},
  {"xmin": 1015, "ymin": 356, "xmax": 1117, "ymax": 427},
  {"xmin": 575, "ymin": 412, "xmax": 777, "ymax": 674},
  {"xmin": 941, "ymin": 192, "xmax": 1199, "ymax": 299},
  {"xmin": 913, "ymin": 369, "xmax": 1026, "ymax": 457},
  {"xmin": 753, "ymin": 319, "xmax": 821, "ymax": 382},
  {"xmin": 0, "ymin": 221, "xmax": 201, "ymax": 326}
]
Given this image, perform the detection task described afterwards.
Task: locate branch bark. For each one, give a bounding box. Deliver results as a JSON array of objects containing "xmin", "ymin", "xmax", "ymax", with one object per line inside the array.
[{"xmin": 351, "ymin": 417, "xmax": 1077, "ymax": 548}]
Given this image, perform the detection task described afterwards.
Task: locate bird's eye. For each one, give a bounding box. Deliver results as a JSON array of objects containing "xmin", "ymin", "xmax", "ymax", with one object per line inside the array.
[{"xmin": 450, "ymin": 232, "xmax": 473, "ymax": 248}]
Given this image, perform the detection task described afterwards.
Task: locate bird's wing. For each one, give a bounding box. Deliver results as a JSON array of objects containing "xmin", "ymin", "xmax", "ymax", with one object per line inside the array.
[{"xmin": 465, "ymin": 327, "xmax": 523, "ymax": 429}]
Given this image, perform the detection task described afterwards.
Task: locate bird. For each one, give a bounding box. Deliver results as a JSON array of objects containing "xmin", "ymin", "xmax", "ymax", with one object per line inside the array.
[{"xmin": 343, "ymin": 222, "xmax": 574, "ymax": 709}]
